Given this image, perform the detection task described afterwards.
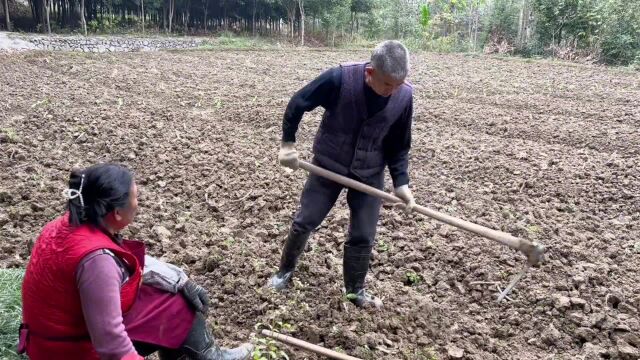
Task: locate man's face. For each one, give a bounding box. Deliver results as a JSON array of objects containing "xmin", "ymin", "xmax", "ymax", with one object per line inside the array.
[{"xmin": 365, "ymin": 66, "xmax": 406, "ymax": 97}]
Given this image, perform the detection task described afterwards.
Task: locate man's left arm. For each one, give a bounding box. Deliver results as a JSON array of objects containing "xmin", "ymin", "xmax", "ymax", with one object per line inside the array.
[{"xmin": 384, "ymin": 100, "xmax": 413, "ymax": 188}]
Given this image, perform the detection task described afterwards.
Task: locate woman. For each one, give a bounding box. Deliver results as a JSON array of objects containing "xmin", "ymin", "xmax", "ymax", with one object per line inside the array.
[{"xmin": 20, "ymin": 163, "xmax": 253, "ymax": 360}]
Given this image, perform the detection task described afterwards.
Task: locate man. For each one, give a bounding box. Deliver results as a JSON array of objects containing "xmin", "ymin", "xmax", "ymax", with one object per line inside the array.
[{"xmin": 269, "ymin": 40, "xmax": 416, "ymax": 308}]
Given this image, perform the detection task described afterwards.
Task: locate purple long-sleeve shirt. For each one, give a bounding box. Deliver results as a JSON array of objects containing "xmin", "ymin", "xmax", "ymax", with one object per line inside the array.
[{"xmin": 76, "ymin": 250, "xmax": 137, "ymax": 360}]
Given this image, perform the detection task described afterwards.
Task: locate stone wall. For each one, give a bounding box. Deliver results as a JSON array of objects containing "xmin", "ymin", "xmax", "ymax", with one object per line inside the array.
[{"xmin": 16, "ymin": 34, "xmax": 205, "ymax": 52}]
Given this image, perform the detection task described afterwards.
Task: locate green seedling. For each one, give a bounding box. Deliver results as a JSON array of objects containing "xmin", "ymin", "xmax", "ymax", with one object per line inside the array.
[
  {"xmin": 378, "ymin": 239, "xmax": 390, "ymax": 252},
  {"xmin": 252, "ymin": 338, "xmax": 289, "ymax": 360},
  {"xmin": 405, "ymin": 271, "xmax": 423, "ymax": 286}
]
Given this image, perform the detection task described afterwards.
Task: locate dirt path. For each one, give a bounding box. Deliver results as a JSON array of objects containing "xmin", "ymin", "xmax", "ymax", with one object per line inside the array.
[{"xmin": 0, "ymin": 32, "xmax": 36, "ymax": 51}]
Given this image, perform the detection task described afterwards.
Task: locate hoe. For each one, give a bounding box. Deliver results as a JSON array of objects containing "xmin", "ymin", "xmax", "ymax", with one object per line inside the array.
[{"xmin": 297, "ymin": 160, "xmax": 545, "ymax": 302}]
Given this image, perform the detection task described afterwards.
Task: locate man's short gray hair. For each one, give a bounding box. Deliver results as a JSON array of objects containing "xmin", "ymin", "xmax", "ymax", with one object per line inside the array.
[{"xmin": 370, "ymin": 40, "xmax": 410, "ymax": 81}]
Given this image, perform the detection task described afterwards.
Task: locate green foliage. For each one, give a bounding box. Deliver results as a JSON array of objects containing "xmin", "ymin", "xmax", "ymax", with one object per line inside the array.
[
  {"xmin": 307, "ymin": 0, "xmax": 350, "ymax": 32},
  {"xmin": 351, "ymin": 0, "xmax": 374, "ymax": 14},
  {"xmin": 198, "ymin": 32, "xmax": 276, "ymax": 49},
  {"xmin": 599, "ymin": 0, "xmax": 640, "ymax": 64},
  {"xmin": 1, "ymin": 128, "xmax": 19, "ymax": 143},
  {"xmin": 366, "ymin": 0, "xmax": 420, "ymax": 39},
  {"xmin": 405, "ymin": 271, "xmax": 422, "ymax": 286},
  {"xmin": 252, "ymin": 321, "xmax": 293, "ymax": 360},
  {"xmin": 417, "ymin": 346, "xmax": 439, "ymax": 360},
  {"xmin": 0, "ymin": 269, "xmax": 26, "ymax": 360},
  {"xmin": 377, "ymin": 239, "xmax": 389, "ymax": 252},
  {"xmin": 321, "ymin": 1, "xmax": 351, "ymax": 31},
  {"xmin": 254, "ymin": 321, "xmax": 296, "ymax": 334},
  {"xmin": 252, "ymin": 338, "xmax": 289, "ymax": 360},
  {"xmin": 362, "ymin": 10, "xmax": 383, "ymax": 39},
  {"xmin": 532, "ymin": 0, "xmax": 601, "ymax": 46},
  {"xmin": 527, "ymin": 224, "xmax": 542, "ymax": 234},
  {"xmin": 12, "ymin": 0, "xmax": 640, "ymax": 64},
  {"xmin": 419, "ymin": 4, "xmax": 431, "ymax": 30},
  {"xmin": 528, "ymin": 0, "xmax": 639, "ymax": 64},
  {"xmin": 87, "ymin": 17, "xmax": 141, "ymax": 33},
  {"xmin": 481, "ymin": 0, "xmax": 520, "ymax": 43},
  {"xmin": 404, "ymin": 32, "xmax": 471, "ymax": 53}
]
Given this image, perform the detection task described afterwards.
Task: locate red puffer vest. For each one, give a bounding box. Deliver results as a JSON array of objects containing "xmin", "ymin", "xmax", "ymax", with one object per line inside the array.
[{"xmin": 20, "ymin": 213, "xmax": 144, "ymax": 360}]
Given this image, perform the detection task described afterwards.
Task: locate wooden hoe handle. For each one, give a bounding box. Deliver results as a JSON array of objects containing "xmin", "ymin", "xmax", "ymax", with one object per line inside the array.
[
  {"xmin": 261, "ymin": 330, "xmax": 362, "ymax": 360},
  {"xmin": 298, "ymin": 160, "xmax": 544, "ymax": 265}
]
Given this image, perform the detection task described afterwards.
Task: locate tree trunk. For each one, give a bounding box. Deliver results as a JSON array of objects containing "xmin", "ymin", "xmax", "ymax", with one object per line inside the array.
[
  {"xmin": 29, "ymin": 0, "xmax": 35, "ymax": 26},
  {"xmin": 517, "ymin": 0, "xmax": 524, "ymax": 46},
  {"xmin": 517, "ymin": 0, "xmax": 530, "ymax": 48},
  {"xmin": 58, "ymin": 0, "xmax": 62, "ymax": 25},
  {"xmin": 80, "ymin": 0, "xmax": 86, "ymax": 35},
  {"xmin": 282, "ymin": 0, "xmax": 295, "ymax": 38},
  {"xmin": 64, "ymin": 0, "xmax": 69, "ymax": 27},
  {"xmin": 350, "ymin": 11, "xmax": 354, "ymax": 37},
  {"xmin": 468, "ymin": 2, "xmax": 473, "ymax": 43},
  {"xmin": 45, "ymin": 0, "xmax": 51, "ymax": 33},
  {"xmin": 252, "ymin": 0, "xmax": 256, "ymax": 36},
  {"xmin": 3, "ymin": 0, "xmax": 11, "ymax": 31},
  {"xmin": 222, "ymin": 2, "xmax": 226, "ymax": 30},
  {"xmin": 202, "ymin": 0, "xmax": 207, "ymax": 31},
  {"xmin": 475, "ymin": 15, "xmax": 479, "ymax": 50},
  {"xmin": 184, "ymin": 0, "xmax": 189, "ymax": 33},
  {"xmin": 168, "ymin": 0, "xmax": 173, "ymax": 33},
  {"xmin": 140, "ymin": 0, "xmax": 144, "ymax": 33},
  {"xmin": 287, "ymin": 8, "xmax": 293, "ymax": 38},
  {"xmin": 298, "ymin": 0, "xmax": 304, "ymax": 46},
  {"xmin": 162, "ymin": 1, "xmax": 166, "ymax": 32}
]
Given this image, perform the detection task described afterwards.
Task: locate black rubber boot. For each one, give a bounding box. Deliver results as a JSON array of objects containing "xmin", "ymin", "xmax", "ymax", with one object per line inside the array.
[
  {"xmin": 343, "ymin": 245, "xmax": 383, "ymax": 309},
  {"xmin": 268, "ymin": 229, "xmax": 311, "ymax": 290},
  {"xmin": 178, "ymin": 313, "xmax": 253, "ymax": 360},
  {"xmin": 157, "ymin": 348, "xmax": 183, "ymax": 360}
]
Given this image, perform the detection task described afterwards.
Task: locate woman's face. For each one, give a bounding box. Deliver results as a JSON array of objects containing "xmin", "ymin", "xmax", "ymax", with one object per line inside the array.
[{"xmin": 109, "ymin": 182, "xmax": 139, "ymax": 232}]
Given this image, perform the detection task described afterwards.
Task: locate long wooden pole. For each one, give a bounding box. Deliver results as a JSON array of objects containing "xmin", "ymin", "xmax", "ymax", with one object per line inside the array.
[
  {"xmin": 298, "ymin": 160, "xmax": 544, "ymax": 265},
  {"xmin": 261, "ymin": 330, "xmax": 362, "ymax": 360}
]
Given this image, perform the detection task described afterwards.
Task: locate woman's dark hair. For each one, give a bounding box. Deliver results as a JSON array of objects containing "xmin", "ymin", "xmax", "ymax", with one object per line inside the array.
[{"xmin": 67, "ymin": 163, "xmax": 134, "ymax": 227}]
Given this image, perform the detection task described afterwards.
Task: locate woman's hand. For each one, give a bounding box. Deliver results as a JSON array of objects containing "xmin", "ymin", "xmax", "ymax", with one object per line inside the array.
[{"xmin": 180, "ymin": 280, "xmax": 210, "ymax": 315}]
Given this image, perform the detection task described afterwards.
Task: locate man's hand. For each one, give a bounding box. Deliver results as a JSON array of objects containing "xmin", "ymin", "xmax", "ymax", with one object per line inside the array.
[
  {"xmin": 394, "ymin": 185, "xmax": 416, "ymax": 214},
  {"xmin": 278, "ymin": 142, "xmax": 299, "ymax": 170},
  {"xmin": 180, "ymin": 280, "xmax": 210, "ymax": 315}
]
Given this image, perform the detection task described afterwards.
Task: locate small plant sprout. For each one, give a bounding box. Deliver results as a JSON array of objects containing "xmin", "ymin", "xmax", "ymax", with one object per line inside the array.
[
  {"xmin": 378, "ymin": 239, "xmax": 389, "ymax": 252},
  {"xmin": 252, "ymin": 322, "xmax": 290, "ymax": 360},
  {"xmin": 405, "ymin": 271, "xmax": 423, "ymax": 286},
  {"xmin": 1, "ymin": 128, "xmax": 19, "ymax": 143},
  {"xmin": 252, "ymin": 337, "xmax": 289, "ymax": 360}
]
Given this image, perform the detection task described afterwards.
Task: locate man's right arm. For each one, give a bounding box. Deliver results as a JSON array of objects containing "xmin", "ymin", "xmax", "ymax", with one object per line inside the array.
[{"xmin": 282, "ymin": 67, "xmax": 341, "ymax": 143}]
